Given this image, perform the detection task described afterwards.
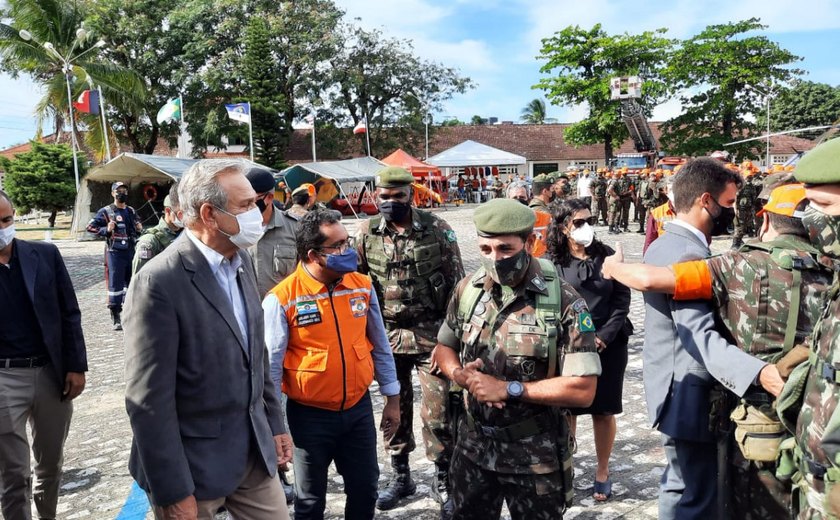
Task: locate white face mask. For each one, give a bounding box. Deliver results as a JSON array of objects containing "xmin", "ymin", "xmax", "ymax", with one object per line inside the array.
[
  {"xmin": 215, "ymin": 206, "xmax": 265, "ymax": 249},
  {"xmin": 0, "ymin": 225, "xmax": 14, "ymax": 249},
  {"xmin": 570, "ymin": 223, "xmax": 594, "ymax": 247}
]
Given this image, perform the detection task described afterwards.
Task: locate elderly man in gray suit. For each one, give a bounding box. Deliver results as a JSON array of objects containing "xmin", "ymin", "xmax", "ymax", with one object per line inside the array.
[
  {"xmin": 641, "ymin": 158, "xmax": 784, "ymax": 519},
  {"xmin": 124, "ymin": 159, "xmax": 292, "ymax": 520}
]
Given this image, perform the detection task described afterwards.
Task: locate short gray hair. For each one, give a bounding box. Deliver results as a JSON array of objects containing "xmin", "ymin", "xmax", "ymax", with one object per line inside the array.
[
  {"xmin": 178, "ymin": 159, "xmax": 248, "ymax": 225},
  {"xmin": 506, "ymin": 181, "xmax": 529, "ymax": 199}
]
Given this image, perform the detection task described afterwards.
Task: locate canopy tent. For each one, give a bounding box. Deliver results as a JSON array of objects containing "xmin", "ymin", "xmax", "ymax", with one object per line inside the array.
[
  {"xmin": 381, "ymin": 149, "xmax": 442, "ymax": 178},
  {"xmin": 279, "ymin": 156, "xmax": 384, "ymax": 207},
  {"xmin": 426, "ymin": 140, "xmax": 526, "ymax": 168},
  {"xmin": 71, "ymin": 153, "xmax": 277, "ymax": 235}
]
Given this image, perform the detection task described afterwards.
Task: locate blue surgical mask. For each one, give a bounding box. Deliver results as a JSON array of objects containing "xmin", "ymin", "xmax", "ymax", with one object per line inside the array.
[{"xmin": 324, "ymin": 248, "xmax": 358, "ymax": 274}]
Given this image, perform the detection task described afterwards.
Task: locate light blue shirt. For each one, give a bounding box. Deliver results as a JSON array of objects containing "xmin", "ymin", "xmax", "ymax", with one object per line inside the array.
[
  {"xmin": 262, "ymin": 271, "xmax": 400, "ymax": 400},
  {"xmin": 185, "ymin": 229, "xmax": 249, "ymax": 343}
]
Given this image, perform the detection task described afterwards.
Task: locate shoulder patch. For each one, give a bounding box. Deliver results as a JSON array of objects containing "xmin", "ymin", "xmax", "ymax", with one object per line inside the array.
[
  {"xmin": 445, "ymin": 229, "xmax": 457, "ymax": 243},
  {"xmin": 572, "ymin": 298, "xmax": 588, "ymax": 313},
  {"xmin": 138, "ymin": 247, "xmax": 153, "ymax": 260},
  {"xmin": 579, "ymin": 312, "xmax": 596, "ymax": 332}
]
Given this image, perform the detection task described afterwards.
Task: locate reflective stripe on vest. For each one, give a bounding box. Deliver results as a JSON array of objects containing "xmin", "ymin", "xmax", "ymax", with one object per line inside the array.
[{"xmin": 270, "ymin": 263, "xmax": 375, "ymax": 411}]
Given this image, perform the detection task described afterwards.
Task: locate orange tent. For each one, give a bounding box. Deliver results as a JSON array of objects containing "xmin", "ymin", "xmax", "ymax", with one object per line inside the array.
[{"xmin": 381, "ymin": 149, "xmax": 442, "ymax": 179}]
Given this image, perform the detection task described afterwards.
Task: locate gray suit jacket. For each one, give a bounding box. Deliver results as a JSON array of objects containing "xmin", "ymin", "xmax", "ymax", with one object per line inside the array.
[
  {"xmin": 124, "ymin": 235, "xmax": 284, "ymax": 506},
  {"xmin": 643, "ymin": 222, "xmax": 766, "ymax": 442}
]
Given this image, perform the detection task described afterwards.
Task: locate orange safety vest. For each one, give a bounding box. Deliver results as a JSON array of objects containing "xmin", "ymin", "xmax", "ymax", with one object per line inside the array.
[
  {"xmin": 269, "ymin": 263, "xmax": 375, "ymax": 411},
  {"xmin": 651, "ymin": 202, "xmax": 676, "ymax": 237},
  {"xmin": 532, "ymin": 209, "xmax": 552, "ymax": 258}
]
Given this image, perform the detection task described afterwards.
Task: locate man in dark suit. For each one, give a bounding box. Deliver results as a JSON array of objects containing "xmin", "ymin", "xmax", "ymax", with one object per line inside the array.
[
  {"xmin": 642, "ymin": 158, "xmax": 783, "ymax": 519},
  {"xmin": 124, "ymin": 159, "xmax": 291, "ymax": 520},
  {"xmin": 0, "ymin": 190, "xmax": 87, "ymax": 520}
]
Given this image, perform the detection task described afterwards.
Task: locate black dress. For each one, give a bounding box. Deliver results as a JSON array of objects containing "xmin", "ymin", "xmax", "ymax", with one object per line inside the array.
[{"xmin": 556, "ymin": 246, "xmax": 632, "ymax": 415}]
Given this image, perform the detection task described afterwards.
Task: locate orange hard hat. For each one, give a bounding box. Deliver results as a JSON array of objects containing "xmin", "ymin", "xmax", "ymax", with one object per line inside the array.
[{"xmin": 756, "ymin": 183, "xmax": 806, "ymax": 218}]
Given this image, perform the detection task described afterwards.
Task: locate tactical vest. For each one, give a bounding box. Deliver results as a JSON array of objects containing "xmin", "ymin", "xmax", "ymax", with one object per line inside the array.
[
  {"xmin": 455, "ymin": 257, "xmax": 574, "ymax": 506},
  {"xmin": 363, "ymin": 211, "xmax": 447, "ymax": 324},
  {"xmin": 144, "ymin": 223, "xmax": 176, "ymax": 251}
]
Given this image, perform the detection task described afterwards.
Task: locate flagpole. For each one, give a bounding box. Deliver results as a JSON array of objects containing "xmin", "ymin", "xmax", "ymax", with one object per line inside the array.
[
  {"xmin": 178, "ymin": 94, "xmax": 186, "ymax": 159},
  {"xmin": 311, "ymin": 113, "xmax": 317, "ymax": 162},
  {"xmin": 96, "ymin": 85, "xmax": 111, "ymax": 162},
  {"xmin": 247, "ymin": 101, "xmax": 254, "ymax": 162},
  {"xmin": 364, "ymin": 113, "xmax": 371, "ymax": 157}
]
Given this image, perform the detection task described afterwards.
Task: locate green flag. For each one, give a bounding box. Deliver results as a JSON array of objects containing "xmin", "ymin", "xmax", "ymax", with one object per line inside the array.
[{"xmin": 156, "ymin": 98, "xmax": 181, "ymax": 125}]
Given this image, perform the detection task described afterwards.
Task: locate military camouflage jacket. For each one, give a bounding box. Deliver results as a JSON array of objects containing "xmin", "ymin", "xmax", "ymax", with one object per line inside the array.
[
  {"xmin": 131, "ymin": 219, "xmax": 180, "ymax": 275},
  {"xmin": 701, "ymin": 236, "xmax": 832, "ymax": 363},
  {"xmin": 797, "ymin": 272, "xmax": 840, "ymax": 502},
  {"xmin": 437, "ymin": 258, "xmax": 601, "ymax": 474},
  {"xmin": 736, "ymin": 177, "xmax": 762, "ymax": 210},
  {"xmin": 590, "ymin": 177, "xmax": 607, "ymax": 197},
  {"xmin": 356, "ymin": 208, "xmax": 465, "ymax": 354}
]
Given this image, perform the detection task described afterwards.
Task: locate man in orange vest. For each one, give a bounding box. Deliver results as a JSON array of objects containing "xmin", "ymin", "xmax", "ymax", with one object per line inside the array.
[{"xmin": 263, "ymin": 209, "xmax": 400, "ymax": 520}]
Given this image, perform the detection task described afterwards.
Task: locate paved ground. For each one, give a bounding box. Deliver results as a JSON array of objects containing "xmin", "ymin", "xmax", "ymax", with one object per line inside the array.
[{"xmin": 44, "ymin": 204, "xmax": 736, "ymax": 519}]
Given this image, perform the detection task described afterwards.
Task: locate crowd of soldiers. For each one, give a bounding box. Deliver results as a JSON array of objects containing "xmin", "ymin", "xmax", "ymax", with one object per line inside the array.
[{"xmin": 68, "ymin": 141, "xmax": 837, "ymax": 520}]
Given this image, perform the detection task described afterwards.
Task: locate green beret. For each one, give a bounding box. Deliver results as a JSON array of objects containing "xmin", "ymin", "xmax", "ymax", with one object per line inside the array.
[
  {"xmin": 376, "ymin": 166, "xmax": 415, "ymax": 188},
  {"xmin": 163, "ymin": 195, "xmax": 173, "ymax": 208},
  {"xmin": 473, "ymin": 198, "xmax": 536, "ymax": 237},
  {"xmin": 794, "ymin": 138, "xmax": 840, "ymax": 185},
  {"xmin": 532, "ymin": 174, "xmax": 551, "ymax": 185}
]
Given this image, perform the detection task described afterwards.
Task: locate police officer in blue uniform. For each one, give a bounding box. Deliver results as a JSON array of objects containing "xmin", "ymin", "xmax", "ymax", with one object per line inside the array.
[{"xmin": 87, "ymin": 182, "xmax": 142, "ymax": 330}]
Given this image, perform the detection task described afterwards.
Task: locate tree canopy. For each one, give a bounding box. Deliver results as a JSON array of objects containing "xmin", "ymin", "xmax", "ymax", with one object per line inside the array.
[
  {"xmin": 521, "ymin": 98, "xmax": 556, "ymax": 124},
  {"xmin": 0, "ymin": 142, "xmax": 79, "ymax": 226},
  {"xmin": 755, "ymin": 80, "xmax": 840, "ymax": 141}
]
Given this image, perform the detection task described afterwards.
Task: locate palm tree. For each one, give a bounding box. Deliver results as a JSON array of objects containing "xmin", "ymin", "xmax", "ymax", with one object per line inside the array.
[
  {"xmin": 0, "ymin": 0, "xmax": 144, "ymax": 161},
  {"xmin": 520, "ymin": 98, "xmax": 557, "ymax": 124}
]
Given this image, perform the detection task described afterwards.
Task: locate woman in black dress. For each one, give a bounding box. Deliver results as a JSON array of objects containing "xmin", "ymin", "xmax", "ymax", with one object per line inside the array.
[{"xmin": 546, "ymin": 198, "xmax": 632, "ymax": 502}]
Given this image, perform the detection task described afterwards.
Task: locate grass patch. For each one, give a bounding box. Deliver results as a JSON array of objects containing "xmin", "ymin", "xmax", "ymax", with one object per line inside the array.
[{"xmin": 15, "ymin": 214, "xmax": 73, "ymax": 241}]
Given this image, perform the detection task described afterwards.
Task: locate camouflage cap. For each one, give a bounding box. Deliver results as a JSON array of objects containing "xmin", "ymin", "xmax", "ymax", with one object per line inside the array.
[
  {"xmin": 163, "ymin": 194, "xmax": 174, "ymax": 208},
  {"xmin": 794, "ymin": 138, "xmax": 840, "ymax": 185},
  {"xmin": 473, "ymin": 198, "xmax": 536, "ymax": 237},
  {"xmin": 532, "ymin": 174, "xmax": 551, "ymax": 185},
  {"xmin": 758, "ymin": 171, "xmax": 797, "ymax": 200},
  {"xmin": 375, "ymin": 166, "xmax": 415, "ymax": 188}
]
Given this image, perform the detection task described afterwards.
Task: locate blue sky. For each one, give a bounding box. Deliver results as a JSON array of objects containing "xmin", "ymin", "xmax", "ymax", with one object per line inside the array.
[{"xmin": 2, "ymin": 0, "xmax": 839, "ymax": 149}]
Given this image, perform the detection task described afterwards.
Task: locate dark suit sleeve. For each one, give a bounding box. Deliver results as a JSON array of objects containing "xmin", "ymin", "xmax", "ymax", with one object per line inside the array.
[
  {"xmin": 124, "ymin": 272, "xmax": 195, "ymax": 506},
  {"xmin": 51, "ymin": 246, "xmax": 87, "ymax": 373},
  {"xmin": 596, "ymin": 278, "xmax": 631, "ymax": 345}
]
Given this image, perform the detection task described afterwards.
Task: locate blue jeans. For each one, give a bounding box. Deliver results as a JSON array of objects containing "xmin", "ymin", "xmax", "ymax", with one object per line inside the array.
[{"xmin": 287, "ymin": 392, "xmax": 379, "ymax": 520}]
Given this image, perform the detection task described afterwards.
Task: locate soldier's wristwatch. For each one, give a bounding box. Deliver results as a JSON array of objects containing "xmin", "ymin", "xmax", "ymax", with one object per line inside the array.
[{"xmin": 506, "ymin": 380, "xmax": 524, "ymax": 400}]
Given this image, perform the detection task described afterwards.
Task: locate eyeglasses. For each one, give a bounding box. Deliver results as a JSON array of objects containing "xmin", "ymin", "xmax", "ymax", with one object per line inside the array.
[
  {"xmin": 571, "ymin": 216, "xmax": 598, "ymax": 228},
  {"xmin": 317, "ymin": 236, "xmax": 356, "ymax": 254}
]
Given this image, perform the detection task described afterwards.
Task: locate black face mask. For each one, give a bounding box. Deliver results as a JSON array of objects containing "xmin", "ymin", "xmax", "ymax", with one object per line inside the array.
[
  {"xmin": 255, "ymin": 197, "xmax": 267, "ymax": 213},
  {"xmin": 708, "ymin": 198, "xmax": 735, "ymax": 236},
  {"xmin": 514, "ymin": 198, "xmax": 529, "ymax": 205},
  {"xmin": 379, "ymin": 201, "xmax": 411, "ymax": 222},
  {"xmin": 116, "ymin": 193, "xmax": 128, "ymax": 203}
]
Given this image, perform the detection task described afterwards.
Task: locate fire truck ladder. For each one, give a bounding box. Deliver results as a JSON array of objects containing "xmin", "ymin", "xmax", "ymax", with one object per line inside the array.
[{"xmin": 620, "ymin": 98, "xmax": 658, "ymax": 153}]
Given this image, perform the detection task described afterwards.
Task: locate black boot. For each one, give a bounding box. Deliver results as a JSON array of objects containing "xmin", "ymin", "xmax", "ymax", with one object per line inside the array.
[
  {"xmin": 111, "ymin": 308, "xmax": 123, "ymax": 331},
  {"xmin": 376, "ymin": 455, "xmax": 416, "ymax": 511},
  {"xmin": 433, "ymin": 463, "xmax": 454, "ymax": 520},
  {"xmin": 279, "ymin": 469, "xmax": 295, "ymax": 505}
]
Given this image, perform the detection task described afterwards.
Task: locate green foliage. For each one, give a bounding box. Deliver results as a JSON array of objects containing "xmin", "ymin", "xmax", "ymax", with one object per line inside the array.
[
  {"xmin": 534, "ymin": 24, "xmax": 673, "ymax": 160},
  {"xmin": 755, "ymin": 81, "xmax": 840, "ymax": 140},
  {"xmin": 521, "ymin": 98, "xmax": 556, "ymax": 124},
  {"xmin": 440, "ymin": 118, "xmax": 464, "ymax": 127},
  {"xmin": 0, "ymin": 0, "xmax": 145, "ymax": 160},
  {"xmin": 470, "ymin": 115, "xmax": 488, "ymax": 125},
  {"xmin": 0, "ymin": 142, "xmax": 79, "ymax": 223},
  {"xmin": 660, "ymin": 18, "xmax": 803, "ymax": 158}
]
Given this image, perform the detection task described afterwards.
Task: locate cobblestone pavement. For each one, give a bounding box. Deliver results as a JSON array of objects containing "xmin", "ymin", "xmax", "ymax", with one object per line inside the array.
[{"xmin": 47, "ymin": 204, "xmax": 736, "ymax": 519}]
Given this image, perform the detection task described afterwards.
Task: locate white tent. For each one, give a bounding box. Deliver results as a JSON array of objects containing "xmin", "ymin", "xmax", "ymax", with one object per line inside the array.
[{"xmin": 426, "ymin": 140, "xmax": 526, "ymax": 167}]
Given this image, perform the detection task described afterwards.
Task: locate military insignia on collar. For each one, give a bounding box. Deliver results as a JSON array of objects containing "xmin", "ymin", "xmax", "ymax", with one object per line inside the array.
[
  {"xmin": 445, "ymin": 229, "xmax": 457, "ymax": 243},
  {"xmin": 572, "ymin": 298, "xmax": 587, "ymax": 313},
  {"xmin": 579, "ymin": 312, "xmax": 596, "ymax": 332},
  {"xmin": 531, "ymin": 276, "xmax": 547, "ymax": 291}
]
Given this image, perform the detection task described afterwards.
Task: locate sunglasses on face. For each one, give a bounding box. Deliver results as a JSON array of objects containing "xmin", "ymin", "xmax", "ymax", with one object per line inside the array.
[{"xmin": 571, "ymin": 216, "xmax": 597, "ymax": 228}]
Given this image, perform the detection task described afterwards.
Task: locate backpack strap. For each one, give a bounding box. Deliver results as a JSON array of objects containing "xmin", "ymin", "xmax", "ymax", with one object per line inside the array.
[{"xmin": 535, "ymin": 258, "xmax": 563, "ymax": 379}]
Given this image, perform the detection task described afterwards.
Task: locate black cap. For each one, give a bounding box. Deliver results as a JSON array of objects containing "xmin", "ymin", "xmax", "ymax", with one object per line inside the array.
[{"xmin": 245, "ymin": 168, "xmax": 276, "ymax": 194}]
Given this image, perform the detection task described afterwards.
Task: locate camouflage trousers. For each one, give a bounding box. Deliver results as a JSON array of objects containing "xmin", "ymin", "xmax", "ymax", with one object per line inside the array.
[
  {"xmin": 591, "ymin": 196, "xmax": 608, "ymax": 224},
  {"xmin": 608, "ymin": 197, "xmax": 622, "ymax": 228},
  {"xmin": 792, "ymin": 477, "xmax": 840, "ymax": 519},
  {"xmin": 449, "ymin": 449, "xmax": 566, "ymax": 520},
  {"xmin": 620, "ymin": 198, "xmax": 632, "ymax": 228},
  {"xmin": 634, "ymin": 198, "xmax": 645, "ymax": 223},
  {"xmin": 733, "ymin": 207, "xmax": 757, "ymax": 243},
  {"xmin": 385, "ymin": 352, "xmax": 453, "ymax": 464},
  {"xmin": 727, "ymin": 450, "xmax": 790, "ymax": 519}
]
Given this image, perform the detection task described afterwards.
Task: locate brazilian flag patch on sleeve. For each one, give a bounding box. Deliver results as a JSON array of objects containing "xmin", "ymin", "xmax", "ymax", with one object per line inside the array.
[
  {"xmin": 445, "ymin": 229, "xmax": 457, "ymax": 243},
  {"xmin": 579, "ymin": 312, "xmax": 596, "ymax": 332}
]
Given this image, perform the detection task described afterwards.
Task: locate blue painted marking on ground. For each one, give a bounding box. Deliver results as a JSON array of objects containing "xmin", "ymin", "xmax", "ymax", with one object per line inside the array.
[{"xmin": 115, "ymin": 481, "xmax": 149, "ymax": 519}]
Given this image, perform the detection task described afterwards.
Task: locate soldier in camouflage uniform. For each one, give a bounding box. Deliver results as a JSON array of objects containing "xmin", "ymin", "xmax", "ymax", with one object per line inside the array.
[
  {"xmin": 732, "ymin": 168, "xmax": 762, "ymax": 249},
  {"xmin": 433, "ymin": 198, "xmax": 601, "ymax": 520},
  {"xmin": 356, "ymin": 167, "xmax": 465, "ymax": 516},
  {"xmin": 590, "ymin": 171, "xmax": 609, "ymax": 225},
  {"xmin": 607, "ymin": 172, "xmax": 628, "ymax": 234},
  {"xmin": 604, "ymin": 183, "xmax": 833, "ymax": 519},
  {"xmin": 776, "ymin": 138, "xmax": 840, "ymax": 519},
  {"xmin": 131, "ymin": 191, "xmax": 183, "ymax": 276}
]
